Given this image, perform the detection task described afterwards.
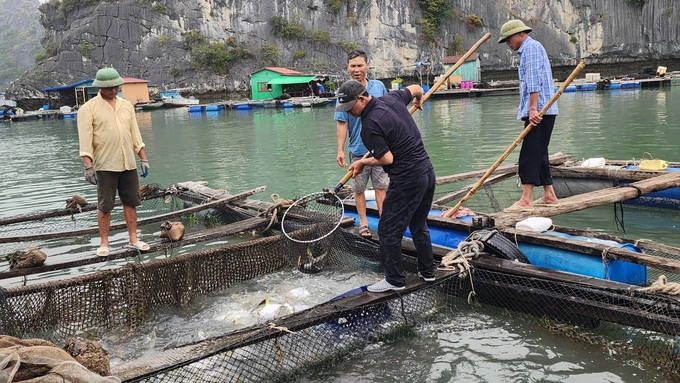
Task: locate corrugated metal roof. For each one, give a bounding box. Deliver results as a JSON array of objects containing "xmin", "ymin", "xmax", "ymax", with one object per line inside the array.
[
  {"xmin": 250, "ymin": 67, "xmax": 306, "ymax": 76},
  {"xmin": 442, "ymin": 53, "xmax": 480, "ymax": 65},
  {"xmin": 267, "ymin": 75, "xmax": 316, "ymax": 85},
  {"xmin": 42, "ymin": 79, "xmax": 94, "ymax": 92},
  {"xmin": 42, "ymin": 77, "xmax": 148, "ymax": 92}
]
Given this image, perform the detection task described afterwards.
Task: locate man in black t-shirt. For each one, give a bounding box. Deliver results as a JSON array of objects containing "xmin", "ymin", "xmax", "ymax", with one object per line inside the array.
[{"xmin": 335, "ymin": 80, "xmax": 436, "ymax": 293}]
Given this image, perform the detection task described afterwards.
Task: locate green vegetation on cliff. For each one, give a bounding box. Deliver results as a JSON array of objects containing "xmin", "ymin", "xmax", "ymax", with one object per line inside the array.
[{"xmin": 0, "ymin": 0, "xmax": 43, "ymax": 90}]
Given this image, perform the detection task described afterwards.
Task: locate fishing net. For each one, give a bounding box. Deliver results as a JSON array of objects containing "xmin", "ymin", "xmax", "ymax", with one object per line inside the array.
[
  {"xmin": 0, "ymin": 185, "xmax": 680, "ymax": 381},
  {"xmin": 280, "ymin": 192, "xmax": 344, "ymax": 274}
]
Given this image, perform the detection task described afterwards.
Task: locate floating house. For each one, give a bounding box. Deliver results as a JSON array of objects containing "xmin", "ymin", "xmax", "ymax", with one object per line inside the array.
[
  {"xmin": 441, "ymin": 53, "xmax": 481, "ymax": 88},
  {"xmin": 249, "ymin": 67, "xmax": 317, "ymax": 101},
  {"xmin": 43, "ymin": 77, "xmax": 150, "ymax": 108}
]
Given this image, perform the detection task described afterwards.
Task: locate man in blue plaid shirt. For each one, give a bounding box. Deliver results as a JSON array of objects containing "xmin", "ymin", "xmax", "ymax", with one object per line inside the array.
[{"xmin": 498, "ymin": 20, "xmax": 560, "ymax": 212}]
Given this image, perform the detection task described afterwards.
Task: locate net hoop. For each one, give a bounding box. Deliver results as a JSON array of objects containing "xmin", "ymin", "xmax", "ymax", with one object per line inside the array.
[{"xmin": 281, "ymin": 192, "xmax": 344, "ymax": 244}]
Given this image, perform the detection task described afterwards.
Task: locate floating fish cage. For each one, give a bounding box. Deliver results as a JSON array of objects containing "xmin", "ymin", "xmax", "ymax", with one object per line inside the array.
[{"xmin": 1, "ymin": 184, "xmax": 680, "ymax": 381}]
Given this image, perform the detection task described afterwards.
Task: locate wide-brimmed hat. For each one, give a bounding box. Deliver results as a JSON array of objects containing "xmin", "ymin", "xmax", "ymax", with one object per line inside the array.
[
  {"xmin": 335, "ymin": 80, "xmax": 368, "ymax": 112},
  {"xmin": 498, "ymin": 20, "xmax": 532, "ymax": 43},
  {"xmin": 92, "ymin": 68, "xmax": 124, "ymax": 88}
]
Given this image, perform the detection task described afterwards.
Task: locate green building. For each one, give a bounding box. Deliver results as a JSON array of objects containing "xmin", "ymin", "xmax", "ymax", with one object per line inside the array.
[
  {"xmin": 249, "ymin": 67, "xmax": 316, "ymax": 101},
  {"xmin": 442, "ymin": 53, "xmax": 481, "ymax": 88}
]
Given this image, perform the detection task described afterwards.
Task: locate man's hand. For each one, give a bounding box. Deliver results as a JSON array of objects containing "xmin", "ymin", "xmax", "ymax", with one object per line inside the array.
[
  {"xmin": 336, "ymin": 150, "xmax": 347, "ymax": 167},
  {"xmin": 140, "ymin": 160, "xmax": 150, "ymax": 178},
  {"xmin": 84, "ymin": 167, "xmax": 97, "ymax": 185},
  {"xmin": 348, "ymin": 161, "xmax": 364, "ymax": 178}
]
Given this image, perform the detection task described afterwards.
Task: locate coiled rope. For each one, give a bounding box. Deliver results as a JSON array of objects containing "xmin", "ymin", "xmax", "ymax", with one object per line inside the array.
[
  {"xmin": 639, "ymin": 275, "xmax": 680, "ymax": 296},
  {"xmin": 439, "ymin": 237, "xmax": 484, "ymax": 303},
  {"xmin": 258, "ymin": 194, "xmax": 295, "ymax": 231}
]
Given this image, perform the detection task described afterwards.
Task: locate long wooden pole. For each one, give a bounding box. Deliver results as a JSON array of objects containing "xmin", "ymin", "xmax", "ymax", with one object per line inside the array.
[
  {"xmin": 409, "ymin": 32, "xmax": 491, "ymax": 114},
  {"xmin": 331, "ymin": 33, "xmax": 493, "ymax": 193},
  {"xmin": 443, "ymin": 59, "xmax": 587, "ymax": 217}
]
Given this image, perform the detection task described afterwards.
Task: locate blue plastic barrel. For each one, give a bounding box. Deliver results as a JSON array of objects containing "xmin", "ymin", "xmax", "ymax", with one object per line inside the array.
[
  {"xmin": 282, "ymin": 103, "xmax": 294, "ymax": 108},
  {"xmin": 188, "ymin": 106, "xmax": 202, "ymax": 112},
  {"xmin": 205, "ymin": 105, "xmax": 220, "ymax": 111},
  {"xmin": 236, "ymin": 104, "xmax": 252, "ymax": 110},
  {"xmin": 422, "ymin": 85, "xmax": 430, "ymax": 92}
]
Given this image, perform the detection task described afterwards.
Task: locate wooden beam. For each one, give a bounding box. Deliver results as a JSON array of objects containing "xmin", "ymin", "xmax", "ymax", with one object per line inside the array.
[
  {"xmin": 433, "ymin": 172, "xmax": 515, "ymax": 205},
  {"xmin": 435, "ymin": 153, "xmax": 570, "ymax": 185},
  {"xmin": 490, "ymin": 171, "xmax": 680, "ymax": 227},
  {"xmin": 550, "ymin": 166, "xmax": 671, "ymax": 181},
  {"xmin": 0, "ymin": 186, "xmax": 267, "ymax": 244},
  {"xmin": 0, "ymin": 216, "xmax": 270, "ymax": 281}
]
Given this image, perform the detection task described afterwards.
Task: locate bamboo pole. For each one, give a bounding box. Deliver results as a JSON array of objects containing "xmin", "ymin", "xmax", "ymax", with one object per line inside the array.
[
  {"xmin": 443, "ymin": 59, "xmax": 587, "ymax": 217},
  {"xmin": 333, "ymin": 33, "xmax": 493, "ymax": 192}
]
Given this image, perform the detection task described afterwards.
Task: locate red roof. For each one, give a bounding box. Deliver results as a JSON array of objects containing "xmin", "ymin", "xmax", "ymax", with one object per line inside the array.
[
  {"xmin": 123, "ymin": 77, "xmax": 149, "ymax": 83},
  {"xmin": 250, "ymin": 67, "xmax": 304, "ymax": 76},
  {"xmin": 442, "ymin": 53, "xmax": 480, "ymax": 65}
]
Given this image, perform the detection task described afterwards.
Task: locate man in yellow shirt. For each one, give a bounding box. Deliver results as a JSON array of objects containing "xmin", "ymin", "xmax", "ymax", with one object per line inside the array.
[{"xmin": 77, "ymin": 67, "xmax": 150, "ymax": 257}]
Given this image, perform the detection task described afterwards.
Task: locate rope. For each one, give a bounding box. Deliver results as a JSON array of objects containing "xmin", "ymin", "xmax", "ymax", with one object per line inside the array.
[
  {"xmin": 439, "ymin": 238, "xmax": 483, "ymax": 303},
  {"xmin": 600, "ymin": 246, "xmax": 618, "ymax": 280},
  {"xmin": 258, "ymin": 194, "xmax": 295, "ymax": 231},
  {"xmin": 268, "ymin": 322, "xmax": 295, "ymax": 334},
  {"xmin": 639, "ymin": 275, "xmax": 680, "ymax": 296}
]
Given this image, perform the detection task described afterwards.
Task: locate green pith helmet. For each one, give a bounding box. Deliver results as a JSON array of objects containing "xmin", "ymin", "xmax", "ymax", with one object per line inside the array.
[
  {"xmin": 92, "ymin": 68, "xmax": 124, "ymax": 88},
  {"xmin": 498, "ymin": 20, "xmax": 532, "ymax": 43}
]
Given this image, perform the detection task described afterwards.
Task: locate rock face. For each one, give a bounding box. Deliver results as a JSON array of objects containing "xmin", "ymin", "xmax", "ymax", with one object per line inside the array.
[{"xmin": 6, "ymin": 0, "xmax": 680, "ymax": 107}]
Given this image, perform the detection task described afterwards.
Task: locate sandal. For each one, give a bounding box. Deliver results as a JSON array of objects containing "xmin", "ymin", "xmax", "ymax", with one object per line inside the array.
[
  {"xmin": 129, "ymin": 241, "xmax": 150, "ymax": 251},
  {"xmin": 359, "ymin": 225, "xmax": 372, "ymax": 238},
  {"xmin": 96, "ymin": 246, "xmax": 109, "ymax": 257}
]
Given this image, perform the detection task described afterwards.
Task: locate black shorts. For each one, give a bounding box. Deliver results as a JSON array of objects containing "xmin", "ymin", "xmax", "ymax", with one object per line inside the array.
[{"xmin": 96, "ymin": 170, "xmax": 141, "ymax": 212}]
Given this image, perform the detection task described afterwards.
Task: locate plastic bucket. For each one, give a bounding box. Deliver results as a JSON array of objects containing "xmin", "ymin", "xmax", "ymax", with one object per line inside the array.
[
  {"xmin": 515, "ymin": 217, "xmax": 553, "ymax": 232},
  {"xmin": 581, "ymin": 157, "xmax": 606, "ymax": 168}
]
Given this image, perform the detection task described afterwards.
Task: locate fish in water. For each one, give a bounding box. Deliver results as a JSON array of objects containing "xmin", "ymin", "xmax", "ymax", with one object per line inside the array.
[
  {"xmin": 253, "ymin": 296, "xmax": 310, "ymax": 322},
  {"xmin": 297, "ymin": 241, "xmax": 328, "ymax": 274}
]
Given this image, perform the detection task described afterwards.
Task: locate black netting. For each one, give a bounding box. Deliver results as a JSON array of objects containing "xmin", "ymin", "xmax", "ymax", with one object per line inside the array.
[{"xmin": 1, "ymin": 179, "xmax": 680, "ymax": 381}]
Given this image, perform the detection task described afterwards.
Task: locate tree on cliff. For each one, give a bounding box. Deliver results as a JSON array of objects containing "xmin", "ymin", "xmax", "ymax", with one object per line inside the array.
[{"xmin": 0, "ymin": 0, "xmax": 43, "ymax": 90}]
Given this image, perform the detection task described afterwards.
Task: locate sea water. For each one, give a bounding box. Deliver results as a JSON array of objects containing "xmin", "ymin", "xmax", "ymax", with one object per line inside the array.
[{"xmin": 2, "ymin": 88, "xmax": 680, "ymax": 381}]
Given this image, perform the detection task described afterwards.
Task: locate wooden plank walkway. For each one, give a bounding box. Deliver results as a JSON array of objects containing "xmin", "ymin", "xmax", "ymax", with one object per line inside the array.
[
  {"xmin": 0, "ymin": 216, "xmax": 270, "ymax": 281},
  {"xmin": 0, "ymin": 186, "xmax": 267, "ymax": 244},
  {"xmin": 489, "ymin": 171, "xmax": 680, "ymax": 227},
  {"xmin": 550, "ymin": 165, "xmax": 677, "ymax": 181}
]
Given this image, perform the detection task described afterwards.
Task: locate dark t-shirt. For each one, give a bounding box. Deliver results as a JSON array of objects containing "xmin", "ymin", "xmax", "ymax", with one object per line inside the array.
[{"xmin": 359, "ymin": 88, "xmax": 433, "ymax": 184}]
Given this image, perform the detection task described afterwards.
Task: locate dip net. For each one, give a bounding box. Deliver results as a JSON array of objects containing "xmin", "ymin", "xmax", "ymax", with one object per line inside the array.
[{"xmin": 0, "ymin": 189, "xmax": 679, "ymax": 381}]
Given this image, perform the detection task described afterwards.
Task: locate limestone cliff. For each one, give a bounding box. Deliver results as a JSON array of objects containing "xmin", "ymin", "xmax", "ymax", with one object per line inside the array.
[{"xmin": 7, "ymin": 0, "xmax": 680, "ymax": 107}]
